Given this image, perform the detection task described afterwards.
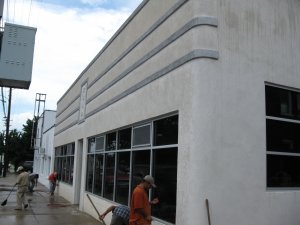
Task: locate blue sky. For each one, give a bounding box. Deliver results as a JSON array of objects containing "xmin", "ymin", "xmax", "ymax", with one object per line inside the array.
[
  {"xmin": 0, "ymin": 0, "xmax": 143, "ymax": 132},
  {"xmin": 40, "ymin": 0, "xmax": 140, "ymax": 10}
]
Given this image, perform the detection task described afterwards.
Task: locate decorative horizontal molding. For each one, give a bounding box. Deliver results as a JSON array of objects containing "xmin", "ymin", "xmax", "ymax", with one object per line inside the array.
[
  {"xmin": 87, "ymin": 16, "xmax": 218, "ymax": 104},
  {"xmin": 57, "ymin": 0, "xmax": 187, "ymax": 104},
  {"xmin": 54, "ymin": 49, "xmax": 219, "ymax": 136},
  {"xmin": 85, "ymin": 49, "xmax": 219, "ymax": 118},
  {"xmin": 56, "ymin": 0, "xmax": 188, "ymax": 118}
]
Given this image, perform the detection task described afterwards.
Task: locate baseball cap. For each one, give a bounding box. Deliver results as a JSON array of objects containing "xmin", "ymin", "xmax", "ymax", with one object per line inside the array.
[
  {"xmin": 143, "ymin": 175, "xmax": 157, "ymax": 188},
  {"xmin": 17, "ymin": 166, "xmax": 24, "ymax": 172}
]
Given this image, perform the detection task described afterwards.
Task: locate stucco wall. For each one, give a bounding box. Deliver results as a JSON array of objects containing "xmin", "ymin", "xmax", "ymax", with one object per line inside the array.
[
  {"xmin": 178, "ymin": 0, "xmax": 300, "ymax": 225},
  {"xmin": 54, "ymin": 0, "xmax": 300, "ymax": 225}
]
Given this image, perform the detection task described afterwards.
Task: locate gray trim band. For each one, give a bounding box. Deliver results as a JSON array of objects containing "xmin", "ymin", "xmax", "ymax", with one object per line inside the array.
[
  {"xmin": 87, "ymin": 16, "xmax": 218, "ymax": 104},
  {"xmin": 56, "ymin": 15, "xmax": 217, "ymax": 120},
  {"xmin": 54, "ymin": 49, "xmax": 219, "ymax": 136},
  {"xmin": 57, "ymin": 0, "xmax": 188, "ymax": 104},
  {"xmin": 56, "ymin": 0, "xmax": 188, "ymax": 116}
]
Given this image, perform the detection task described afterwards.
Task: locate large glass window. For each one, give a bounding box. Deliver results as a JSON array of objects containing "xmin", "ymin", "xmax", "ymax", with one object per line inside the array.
[
  {"xmin": 153, "ymin": 115, "xmax": 178, "ymax": 146},
  {"xmin": 103, "ymin": 153, "xmax": 115, "ymax": 200},
  {"xmin": 94, "ymin": 154, "xmax": 104, "ymax": 195},
  {"xmin": 54, "ymin": 143, "xmax": 75, "ymax": 185},
  {"xmin": 106, "ymin": 132, "xmax": 116, "ymax": 151},
  {"xmin": 86, "ymin": 114, "xmax": 178, "ymax": 224},
  {"xmin": 133, "ymin": 124, "xmax": 151, "ymax": 146},
  {"xmin": 131, "ymin": 150, "xmax": 150, "ymax": 191},
  {"xmin": 118, "ymin": 128, "xmax": 132, "ymax": 150},
  {"xmin": 152, "ymin": 148, "xmax": 177, "ymax": 224},
  {"xmin": 115, "ymin": 152, "xmax": 130, "ymax": 205},
  {"xmin": 86, "ymin": 154, "xmax": 94, "ymax": 192},
  {"xmin": 266, "ymin": 85, "xmax": 300, "ymax": 188}
]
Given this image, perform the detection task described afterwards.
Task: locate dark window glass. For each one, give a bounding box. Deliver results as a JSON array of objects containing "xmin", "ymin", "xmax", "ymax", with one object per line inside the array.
[
  {"xmin": 267, "ymin": 154, "xmax": 300, "ymax": 187},
  {"xmin": 115, "ymin": 152, "xmax": 130, "ymax": 205},
  {"xmin": 94, "ymin": 154, "xmax": 104, "ymax": 196},
  {"xmin": 65, "ymin": 156, "xmax": 71, "ymax": 183},
  {"xmin": 70, "ymin": 156, "xmax": 74, "ymax": 185},
  {"xmin": 67, "ymin": 144, "xmax": 73, "ymax": 155},
  {"xmin": 118, "ymin": 128, "xmax": 132, "ymax": 150},
  {"xmin": 86, "ymin": 154, "xmax": 94, "ymax": 192},
  {"xmin": 63, "ymin": 146, "xmax": 67, "ymax": 155},
  {"xmin": 153, "ymin": 115, "xmax": 178, "ymax": 146},
  {"xmin": 103, "ymin": 153, "xmax": 115, "ymax": 200},
  {"xmin": 96, "ymin": 136, "xmax": 105, "ymax": 152},
  {"xmin": 131, "ymin": 150, "xmax": 150, "ymax": 192},
  {"xmin": 106, "ymin": 132, "xmax": 116, "ymax": 151},
  {"xmin": 297, "ymin": 93, "xmax": 300, "ymax": 117},
  {"xmin": 266, "ymin": 119, "xmax": 300, "ymax": 153},
  {"xmin": 152, "ymin": 148, "xmax": 177, "ymax": 224},
  {"xmin": 266, "ymin": 86, "xmax": 300, "ymax": 120},
  {"xmin": 133, "ymin": 125, "xmax": 151, "ymax": 146}
]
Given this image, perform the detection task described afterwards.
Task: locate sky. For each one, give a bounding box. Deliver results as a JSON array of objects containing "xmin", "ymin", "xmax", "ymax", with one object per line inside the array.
[{"xmin": 0, "ymin": 0, "xmax": 143, "ymax": 132}]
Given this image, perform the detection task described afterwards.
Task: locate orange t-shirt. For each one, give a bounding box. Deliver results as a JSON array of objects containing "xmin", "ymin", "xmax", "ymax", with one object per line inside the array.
[{"xmin": 129, "ymin": 184, "xmax": 151, "ymax": 225}]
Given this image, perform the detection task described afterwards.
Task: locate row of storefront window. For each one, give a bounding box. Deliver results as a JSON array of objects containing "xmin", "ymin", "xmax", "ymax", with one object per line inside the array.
[{"xmin": 86, "ymin": 114, "xmax": 178, "ymax": 224}]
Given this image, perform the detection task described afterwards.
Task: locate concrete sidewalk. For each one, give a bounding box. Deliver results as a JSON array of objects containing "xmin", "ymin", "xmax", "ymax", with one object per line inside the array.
[{"xmin": 0, "ymin": 171, "xmax": 104, "ymax": 225}]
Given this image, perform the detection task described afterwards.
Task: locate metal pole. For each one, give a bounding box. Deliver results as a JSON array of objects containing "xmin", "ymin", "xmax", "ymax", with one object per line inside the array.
[{"xmin": 3, "ymin": 87, "xmax": 12, "ymax": 177}]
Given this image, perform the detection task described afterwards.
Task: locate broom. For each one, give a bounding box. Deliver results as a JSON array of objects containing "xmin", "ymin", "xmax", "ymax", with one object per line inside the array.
[
  {"xmin": 86, "ymin": 193, "xmax": 107, "ymax": 225},
  {"xmin": 1, "ymin": 183, "xmax": 17, "ymax": 206}
]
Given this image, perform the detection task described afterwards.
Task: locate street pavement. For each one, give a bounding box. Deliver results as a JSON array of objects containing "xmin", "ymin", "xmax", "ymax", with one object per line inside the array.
[{"xmin": 0, "ymin": 171, "xmax": 104, "ymax": 225}]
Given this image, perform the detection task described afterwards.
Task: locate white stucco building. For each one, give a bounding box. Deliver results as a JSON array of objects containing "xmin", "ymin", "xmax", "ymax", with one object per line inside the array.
[
  {"xmin": 33, "ymin": 110, "xmax": 56, "ymax": 187},
  {"xmin": 53, "ymin": 0, "xmax": 300, "ymax": 225}
]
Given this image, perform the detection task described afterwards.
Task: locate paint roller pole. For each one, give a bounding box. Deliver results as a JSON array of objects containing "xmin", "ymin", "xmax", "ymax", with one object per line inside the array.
[
  {"xmin": 86, "ymin": 194, "xmax": 106, "ymax": 225},
  {"xmin": 205, "ymin": 199, "xmax": 212, "ymax": 225}
]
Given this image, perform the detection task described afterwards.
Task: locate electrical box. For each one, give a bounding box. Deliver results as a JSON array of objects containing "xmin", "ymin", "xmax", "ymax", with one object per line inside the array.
[{"xmin": 0, "ymin": 23, "xmax": 37, "ymax": 89}]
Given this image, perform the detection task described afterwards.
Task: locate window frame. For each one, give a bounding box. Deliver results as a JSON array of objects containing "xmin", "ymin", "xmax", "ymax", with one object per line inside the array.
[
  {"xmin": 266, "ymin": 84, "xmax": 300, "ymax": 189},
  {"xmin": 85, "ymin": 113, "xmax": 178, "ymax": 223}
]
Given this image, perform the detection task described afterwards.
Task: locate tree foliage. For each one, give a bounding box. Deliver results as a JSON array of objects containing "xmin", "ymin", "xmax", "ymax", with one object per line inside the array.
[{"xmin": 1, "ymin": 117, "xmax": 37, "ymax": 170}]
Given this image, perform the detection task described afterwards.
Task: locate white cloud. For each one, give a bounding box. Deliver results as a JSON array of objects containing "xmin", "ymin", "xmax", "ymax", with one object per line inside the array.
[{"xmin": 0, "ymin": 0, "xmax": 142, "ymax": 131}]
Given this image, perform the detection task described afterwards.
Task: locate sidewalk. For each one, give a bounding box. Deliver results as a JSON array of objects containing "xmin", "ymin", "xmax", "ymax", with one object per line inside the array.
[{"xmin": 0, "ymin": 171, "xmax": 104, "ymax": 225}]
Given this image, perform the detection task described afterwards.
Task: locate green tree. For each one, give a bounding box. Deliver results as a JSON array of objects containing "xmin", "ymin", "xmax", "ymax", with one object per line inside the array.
[{"xmin": 1, "ymin": 117, "xmax": 37, "ymax": 171}]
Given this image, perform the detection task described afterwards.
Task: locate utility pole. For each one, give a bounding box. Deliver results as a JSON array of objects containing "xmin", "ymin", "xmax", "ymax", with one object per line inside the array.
[
  {"xmin": 2, "ymin": 87, "xmax": 12, "ymax": 177},
  {"xmin": 31, "ymin": 93, "xmax": 46, "ymax": 149}
]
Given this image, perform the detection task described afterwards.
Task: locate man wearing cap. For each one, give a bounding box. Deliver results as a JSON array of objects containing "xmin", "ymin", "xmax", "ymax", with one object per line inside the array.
[
  {"xmin": 100, "ymin": 204, "xmax": 130, "ymax": 225},
  {"xmin": 129, "ymin": 175, "xmax": 159, "ymax": 225},
  {"xmin": 15, "ymin": 166, "xmax": 29, "ymax": 210}
]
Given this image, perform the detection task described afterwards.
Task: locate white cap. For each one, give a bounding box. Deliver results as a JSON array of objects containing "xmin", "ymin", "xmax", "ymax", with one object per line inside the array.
[
  {"xmin": 143, "ymin": 175, "xmax": 157, "ymax": 188},
  {"xmin": 17, "ymin": 166, "xmax": 24, "ymax": 172}
]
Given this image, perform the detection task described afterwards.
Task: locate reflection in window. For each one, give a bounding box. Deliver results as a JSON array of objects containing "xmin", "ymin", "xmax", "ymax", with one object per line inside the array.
[
  {"xmin": 96, "ymin": 136, "xmax": 105, "ymax": 152},
  {"xmin": 85, "ymin": 114, "xmax": 178, "ymax": 224},
  {"xmin": 153, "ymin": 115, "xmax": 178, "ymax": 146},
  {"xmin": 118, "ymin": 128, "xmax": 132, "ymax": 150},
  {"xmin": 103, "ymin": 153, "xmax": 115, "ymax": 200},
  {"xmin": 267, "ymin": 154, "xmax": 300, "ymax": 187},
  {"xmin": 152, "ymin": 148, "xmax": 177, "ymax": 224},
  {"xmin": 89, "ymin": 138, "xmax": 96, "ymax": 153},
  {"xmin": 54, "ymin": 143, "xmax": 75, "ymax": 185},
  {"xmin": 133, "ymin": 125, "xmax": 151, "ymax": 146},
  {"xmin": 94, "ymin": 155, "xmax": 104, "ymax": 195},
  {"xmin": 106, "ymin": 132, "xmax": 116, "ymax": 151},
  {"xmin": 131, "ymin": 150, "xmax": 150, "ymax": 192},
  {"xmin": 266, "ymin": 86, "xmax": 300, "ymax": 120},
  {"xmin": 115, "ymin": 152, "xmax": 130, "ymax": 205},
  {"xmin": 266, "ymin": 85, "xmax": 300, "ymax": 188},
  {"xmin": 86, "ymin": 154, "xmax": 94, "ymax": 192},
  {"xmin": 267, "ymin": 119, "xmax": 300, "ymax": 153}
]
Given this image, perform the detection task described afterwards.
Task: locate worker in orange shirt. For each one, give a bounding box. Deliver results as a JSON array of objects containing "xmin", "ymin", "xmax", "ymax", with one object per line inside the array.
[{"xmin": 129, "ymin": 175, "xmax": 159, "ymax": 225}]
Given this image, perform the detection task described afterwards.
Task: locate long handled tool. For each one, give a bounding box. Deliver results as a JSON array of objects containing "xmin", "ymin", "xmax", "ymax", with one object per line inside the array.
[
  {"xmin": 86, "ymin": 194, "xmax": 106, "ymax": 225},
  {"xmin": 1, "ymin": 183, "xmax": 17, "ymax": 206},
  {"xmin": 205, "ymin": 199, "xmax": 212, "ymax": 225}
]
